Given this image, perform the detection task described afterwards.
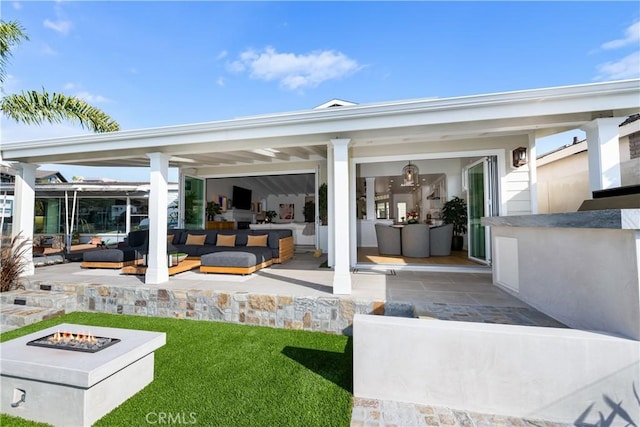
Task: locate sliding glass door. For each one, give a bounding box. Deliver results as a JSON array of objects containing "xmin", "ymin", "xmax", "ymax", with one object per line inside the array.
[
  {"xmin": 183, "ymin": 175, "xmax": 205, "ymax": 229},
  {"xmin": 466, "ymin": 156, "xmax": 498, "ymax": 264}
]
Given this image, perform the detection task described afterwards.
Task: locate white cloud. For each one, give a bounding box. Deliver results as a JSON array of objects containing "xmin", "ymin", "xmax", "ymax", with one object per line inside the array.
[
  {"xmin": 74, "ymin": 91, "xmax": 110, "ymax": 103},
  {"xmin": 41, "ymin": 43, "xmax": 57, "ymax": 56},
  {"xmin": 12, "ymin": 2, "xmax": 22, "ymax": 10},
  {"xmin": 216, "ymin": 50, "xmax": 228, "ymax": 60},
  {"xmin": 593, "ymin": 20, "xmax": 640, "ymax": 81},
  {"xmin": 595, "ymin": 51, "xmax": 640, "ymax": 80},
  {"xmin": 1, "ymin": 74, "xmax": 20, "ymax": 95},
  {"xmin": 61, "ymin": 83, "xmax": 111, "ymax": 103},
  {"xmin": 228, "ymin": 46, "xmax": 362, "ymax": 91},
  {"xmin": 601, "ymin": 20, "xmax": 640, "ymax": 50},
  {"xmin": 44, "ymin": 3, "xmax": 73, "ymax": 35},
  {"xmin": 216, "ymin": 77, "xmax": 225, "ymax": 87},
  {"xmin": 43, "ymin": 18, "xmax": 72, "ymax": 35}
]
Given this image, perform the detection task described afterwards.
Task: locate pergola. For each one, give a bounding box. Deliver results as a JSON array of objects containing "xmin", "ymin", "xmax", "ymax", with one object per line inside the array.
[{"xmin": 2, "ymin": 79, "xmax": 639, "ymax": 292}]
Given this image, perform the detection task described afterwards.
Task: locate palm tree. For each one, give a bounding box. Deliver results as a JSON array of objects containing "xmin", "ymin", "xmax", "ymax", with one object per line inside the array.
[{"xmin": 0, "ymin": 20, "xmax": 119, "ymax": 133}]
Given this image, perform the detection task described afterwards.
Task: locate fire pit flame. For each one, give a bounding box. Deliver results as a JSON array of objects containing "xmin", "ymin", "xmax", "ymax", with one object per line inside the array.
[{"xmin": 27, "ymin": 331, "xmax": 120, "ymax": 353}]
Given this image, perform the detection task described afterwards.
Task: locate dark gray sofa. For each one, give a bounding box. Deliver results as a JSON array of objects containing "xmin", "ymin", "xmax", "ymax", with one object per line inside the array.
[
  {"xmin": 168, "ymin": 228, "xmax": 293, "ymax": 264},
  {"xmin": 82, "ymin": 228, "xmax": 294, "ymax": 272}
]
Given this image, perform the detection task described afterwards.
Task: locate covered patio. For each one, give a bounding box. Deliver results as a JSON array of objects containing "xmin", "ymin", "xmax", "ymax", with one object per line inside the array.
[
  {"xmin": 2, "ymin": 79, "xmax": 639, "ymax": 295},
  {"xmin": 2, "ymin": 250, "xmax": 564, "ymax": 334}
]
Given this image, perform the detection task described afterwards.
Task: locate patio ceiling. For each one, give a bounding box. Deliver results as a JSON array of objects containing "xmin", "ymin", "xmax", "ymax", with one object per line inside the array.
[
  {"xmin": 2, "ymin": 80, "xmax": 638, "ymax": 170},
  {"xmin": 209, "ymin": 174, "xmax": 316, "ymax": 198}
]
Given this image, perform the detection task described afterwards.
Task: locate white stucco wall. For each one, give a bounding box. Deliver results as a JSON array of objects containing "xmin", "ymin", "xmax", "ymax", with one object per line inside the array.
[
  {"xmin": 490, "ymin": 224, "xmax": 640, "ymax": 341},
  {"xmin": 354, "ymin": 314, "xmax": 640, "ymax": 426}
]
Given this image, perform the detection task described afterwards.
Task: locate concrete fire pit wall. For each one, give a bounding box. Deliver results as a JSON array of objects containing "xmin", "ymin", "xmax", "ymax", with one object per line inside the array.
[
  {"xmin": 483, "ymin": 209, "xmax": 640, "ymax": 341},
  {"xmin": 353, "ymin": 314, "xmax": 640, "ymax": 426}
]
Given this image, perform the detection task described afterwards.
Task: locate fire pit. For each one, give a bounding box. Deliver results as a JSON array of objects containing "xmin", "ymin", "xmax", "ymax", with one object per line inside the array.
[
  {"xmin": 27, "ymin": 331, "xmax": 120, "ymax": 353},
  {"xmin": 1, "ymin": 323, "xmax": 166, "ymax": 426}
]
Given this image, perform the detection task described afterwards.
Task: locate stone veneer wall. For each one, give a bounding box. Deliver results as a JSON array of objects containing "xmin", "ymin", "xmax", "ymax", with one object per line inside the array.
[{"xmin": 28, "ymin": 281, "xmax": 407, "ymax": 335}]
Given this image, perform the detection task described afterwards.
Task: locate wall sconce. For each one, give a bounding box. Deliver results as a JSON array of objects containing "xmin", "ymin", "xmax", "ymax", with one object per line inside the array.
[{"xmin": 512, "ymin": 147, "xmax": 527, "ymax": 168}]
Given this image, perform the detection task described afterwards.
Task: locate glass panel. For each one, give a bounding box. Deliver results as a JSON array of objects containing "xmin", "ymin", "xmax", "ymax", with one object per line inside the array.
[
  {"xmin": 184, "ymin": 176, "xmax": 205, "ymax": 229},
  {"xmin": 77, "ymin": 198, "xmax": 128, "ymax": 234},
  {"xmin": 396, "ymin": 202, "xmax": 407, "ymax": 222},
  {"xmin": 468, "ymin": 163, "xmax": 485, "ymax": 260},
  {"xmin": 376, "ymin": 201, "xmax": 388, "ymax": 219},
  {"xmin": 130, "ymin": 198, "xmax": 149, "ymax": 230}
]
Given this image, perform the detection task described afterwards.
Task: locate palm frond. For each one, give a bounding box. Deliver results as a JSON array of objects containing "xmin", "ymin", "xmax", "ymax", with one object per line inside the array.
[
  {"xmin": 1, "ymin": 90, "xmax": 120, "ymax": 133},
  {"xmin": 0, "ymin": 20, "xmax": 28, "ymax": 84}
]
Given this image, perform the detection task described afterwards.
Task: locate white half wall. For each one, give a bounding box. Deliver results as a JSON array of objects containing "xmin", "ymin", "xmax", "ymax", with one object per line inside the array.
[
  {"xmin": 489, "ymin": 224, "xmax": 640, "ymax": 341},
  {"xmin": 354, "ymin": 314, "xmax": 640, "ymax": 426}
]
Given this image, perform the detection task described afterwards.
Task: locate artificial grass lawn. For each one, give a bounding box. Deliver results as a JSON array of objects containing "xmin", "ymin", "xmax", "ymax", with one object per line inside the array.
[{"xmin": 0, "ymin": 313, "xmax": 353, "ymax": 427}]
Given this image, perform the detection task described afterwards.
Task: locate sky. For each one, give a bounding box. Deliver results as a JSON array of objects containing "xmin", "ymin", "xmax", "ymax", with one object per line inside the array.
[{"xmin": 1, "ymin": 1, "xmax": 639, "ymax": 182}]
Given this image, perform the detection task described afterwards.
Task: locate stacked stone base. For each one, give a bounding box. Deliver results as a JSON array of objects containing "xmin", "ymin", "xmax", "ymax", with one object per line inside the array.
[{"xmin": 26, "ymin": 281, "xmax": 398, "ymax": 335}]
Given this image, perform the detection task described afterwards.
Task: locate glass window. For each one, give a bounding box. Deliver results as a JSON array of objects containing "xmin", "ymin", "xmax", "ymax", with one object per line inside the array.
[
  {"xmin": 376, "ymin": 201, "xmax": 389, "ymax": 219},
  {"xmin": 184, "ymin": 177, "xmax": 205, "ymax": 229},
  {"xmin": 397, "ymin": 202, "xmax": 407, "ymax": 221}
]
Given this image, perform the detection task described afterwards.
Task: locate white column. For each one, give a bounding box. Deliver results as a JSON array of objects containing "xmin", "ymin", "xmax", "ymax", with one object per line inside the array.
[
  {"xmin": 12, "ymin": 163, "xmax": 38, "ymax": 276},
  {"xmin": 365, "ymin": 177, "xmax": 376, "ymax": 220},
  {"xmin": 330, "ymin": 138, "xmax": 352, "ymax": 294},
  {"xmin": 528, "ymin": 133, "xmax": 538, "ymax": 214},
  {"xmin": 125, "ymin": 196, "xmax": 132, "ymax": 234},
  {"xmin": 145, "ymin": 153, "xmax": 169, "ymax": 284},
  {"xmin": 581, "ymin": 118, "xmax": 623, "ymax": 193},
  {"xmin": 327, "ymin": 145, "xmax": 335, "ymax": 267}
]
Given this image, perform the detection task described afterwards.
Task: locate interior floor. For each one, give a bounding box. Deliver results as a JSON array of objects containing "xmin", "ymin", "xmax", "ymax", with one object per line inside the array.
[{"xmin": 357, "ymin": 247, "xmax": 481, "ymax": 266}]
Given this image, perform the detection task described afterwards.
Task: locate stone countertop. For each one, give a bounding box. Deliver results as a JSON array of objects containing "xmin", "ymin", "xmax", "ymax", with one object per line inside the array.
[{"xmin": 481, "ymin": 209, "xmax": 640, "ymax": 230}]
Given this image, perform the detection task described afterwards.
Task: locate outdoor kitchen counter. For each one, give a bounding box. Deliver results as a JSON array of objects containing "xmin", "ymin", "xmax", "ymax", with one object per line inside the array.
[
  {"xmin": 482, "ymin": 208, "xmax": 640, "ymax": 230},
  {"xmin": 482, "ymin": 208, "xmax": 640, "ymax": 342}
]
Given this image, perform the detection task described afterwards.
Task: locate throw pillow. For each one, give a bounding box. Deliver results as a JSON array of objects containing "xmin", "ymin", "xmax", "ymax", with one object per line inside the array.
[
  {"xmin": 216, "ymin": 234, "xmax": 236, "ymax": 247},
  {"xmin": 247, "ymin": 234, "xmax": 268, "ymax": 247},
  {"xmin": 167, "ymin": 234, "xmax": 174, "ymax": 244},
  {"xmin": 185, "ymin": 234, "xmax": 206, "ymax": 246}
]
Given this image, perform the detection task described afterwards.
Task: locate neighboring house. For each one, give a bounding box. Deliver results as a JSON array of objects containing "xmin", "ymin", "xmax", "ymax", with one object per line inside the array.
[
  {"xmin": 2, "ymin": 79, "xmax": 639, "ymax": 288},
  {"xmin": 1, "ymin": 165, "xmax": 67, "ymax": 184},
  {"xmin": 0, "ymin": 166, "xmax": 178, "ymax": 242},
  {"xmin": 537, "ymin": 114, "xmax": 640, "ymax": 213}
]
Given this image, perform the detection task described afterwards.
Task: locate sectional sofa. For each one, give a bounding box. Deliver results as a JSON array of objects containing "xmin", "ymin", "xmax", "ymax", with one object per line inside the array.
[{"xmin": 81, "ymin": 228, "xmax": 294, "ymax": 275}]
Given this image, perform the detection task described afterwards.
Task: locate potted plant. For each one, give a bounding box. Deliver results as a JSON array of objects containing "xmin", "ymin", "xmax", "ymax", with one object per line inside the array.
[
  {"xmin": 206, "ymin": 201, "xmax": 221, "ymax": 221},
  {"xmin": 264, "ymin": 210, "xmax": 277, "ymax": 223},
  {"xmin": 303, "ymin": 200, "xmax": 315, "ymax": 223},
  {"xmin": 441, "ymin": 196, "xmax": 468, "ymax": 251},
  {"xmin": 318, "ymin": 183, "xmax": 328, "ymax": 225}
]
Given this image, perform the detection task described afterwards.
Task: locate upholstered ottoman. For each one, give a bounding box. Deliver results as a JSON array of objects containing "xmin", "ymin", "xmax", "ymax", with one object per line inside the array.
[
  {"xmin": 200, "ymin": 251, "xmax": 269, "ymax": 275},
  {"xmin": 81, "ymin": 248, "xmax": 139, "ymax": 269}
]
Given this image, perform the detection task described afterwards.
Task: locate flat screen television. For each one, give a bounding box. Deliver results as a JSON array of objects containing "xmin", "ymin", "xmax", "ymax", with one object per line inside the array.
[{"xmin": 232, "ymin": 186, "xmax": 252, "ymax": 210}]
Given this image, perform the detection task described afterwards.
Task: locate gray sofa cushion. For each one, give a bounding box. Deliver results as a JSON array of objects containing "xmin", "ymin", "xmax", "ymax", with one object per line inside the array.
[
  {"xmin": 201, "ymin": 251, "xmax": 257, "ymax": 268},
  {"xmin": 259, "ymin": 229, "xmax": 292, "ymax": 249},
  {"xmin": 127, "ymin": 230, "xmax": 147, "ymax": 247},
  {"xmin": 83, "ymin": 248, "xmax": 137, "ymax": 263}
]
